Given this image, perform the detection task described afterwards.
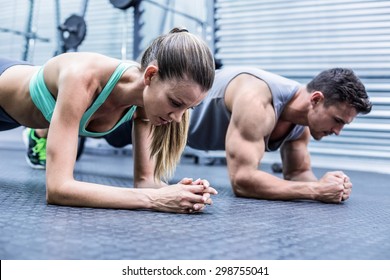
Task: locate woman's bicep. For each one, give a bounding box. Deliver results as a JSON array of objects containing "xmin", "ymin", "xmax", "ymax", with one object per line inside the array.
[
  {"xmin": 132, "ymin": 115, "xmax": 156, "ymax": 184},
  {"xmin": 45, "ymin": 79, "xmax": 90, "ymax": 183},
  {"xmin": 46, "ymin": 104, "xmax": 81, "ymax": 183}
]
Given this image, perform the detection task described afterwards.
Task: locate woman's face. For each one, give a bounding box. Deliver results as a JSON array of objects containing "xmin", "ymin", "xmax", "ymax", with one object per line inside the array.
[{"xmin": 143, "ymin": 72, "xmax": 206, "ymax": 126}]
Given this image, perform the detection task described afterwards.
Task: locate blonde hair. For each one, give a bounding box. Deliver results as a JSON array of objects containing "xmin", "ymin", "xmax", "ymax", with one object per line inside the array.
[
  {"xmin": 149, "ymin": 111, "xmax": 189, "ymax": 181},
  {"xmin": 140, "ymin": 28, "xmax": 215, "ymax": 181}
]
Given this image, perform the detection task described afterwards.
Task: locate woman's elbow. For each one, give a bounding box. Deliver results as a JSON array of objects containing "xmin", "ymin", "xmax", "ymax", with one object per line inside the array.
[
  {"xmin": 45, "ymin": 178, "xmax": 69, "ymax": 205},
  {"xmin": 46, "ymin": 181, "xmax": 59, "ymax": 204}
]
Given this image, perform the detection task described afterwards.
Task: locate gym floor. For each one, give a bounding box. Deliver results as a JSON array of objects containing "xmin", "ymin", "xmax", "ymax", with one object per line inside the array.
[{"xmin": 0, "ymin": 128, "xmax": 389, "ymax": 260}]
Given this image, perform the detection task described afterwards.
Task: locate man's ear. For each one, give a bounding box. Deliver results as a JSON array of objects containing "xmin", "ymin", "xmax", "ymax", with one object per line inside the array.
[
  {"xmin": 144, "ymin": 65, "xmax": 158, "ymax": 86},
  {"xmin": 310, "ymin": 91, "xmax": 324, "ymax": 106}
]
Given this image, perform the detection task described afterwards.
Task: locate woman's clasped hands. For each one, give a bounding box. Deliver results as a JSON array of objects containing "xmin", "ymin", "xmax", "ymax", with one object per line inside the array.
[{"xmin": 151, "ymin": 178, "xmax": 218, "ymax": 214}]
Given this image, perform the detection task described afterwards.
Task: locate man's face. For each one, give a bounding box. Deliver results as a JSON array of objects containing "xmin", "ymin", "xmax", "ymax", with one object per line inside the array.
[{"xmin": 308, "ymin": 100, "xmax": 358, "ymax": 140}]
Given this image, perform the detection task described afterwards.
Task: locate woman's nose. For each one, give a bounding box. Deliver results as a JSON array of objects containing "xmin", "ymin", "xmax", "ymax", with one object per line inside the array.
[{"xmin": 169, "ymin": 110, "xmax": 184, "ymax": 123}]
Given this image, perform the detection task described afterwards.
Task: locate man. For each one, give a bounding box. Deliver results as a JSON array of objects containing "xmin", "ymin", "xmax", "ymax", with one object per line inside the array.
[
  {"xmin": 25, "ymin": 67, "xmax": 372, "ymax": 203},
  {"xmin": 187, "ymin": 67, "xmax": 371, "ymax": 203}
]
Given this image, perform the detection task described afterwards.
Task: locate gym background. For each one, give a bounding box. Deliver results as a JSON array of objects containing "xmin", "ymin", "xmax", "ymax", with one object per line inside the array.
[{"xmin": 1, "ymin": 0, "xmax": 389, "ymax": 166}]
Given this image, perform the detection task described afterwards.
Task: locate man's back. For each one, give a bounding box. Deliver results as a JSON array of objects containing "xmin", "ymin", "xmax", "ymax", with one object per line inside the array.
[{"xmin": 187, "ymin": 67, "xmax": 302, "ymax": 151}]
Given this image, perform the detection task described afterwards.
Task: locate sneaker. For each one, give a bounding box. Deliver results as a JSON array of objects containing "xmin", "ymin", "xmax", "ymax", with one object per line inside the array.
[{"xmin": 22, "ymin": 128, "xmax": 47, "ymax": 169}]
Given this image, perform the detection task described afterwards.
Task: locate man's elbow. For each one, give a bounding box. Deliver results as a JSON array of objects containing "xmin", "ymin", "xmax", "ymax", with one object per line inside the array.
[
  {"xmin": 231, "ymin": 173, "xmax": 252, "ymax": 197},
  {"xmin": 230, "ymin": 171, "xmax": 275, "ymax": 200},
  {"xmin": 284, "ymin": 169, "xmax": 317, "ymax": 182}
]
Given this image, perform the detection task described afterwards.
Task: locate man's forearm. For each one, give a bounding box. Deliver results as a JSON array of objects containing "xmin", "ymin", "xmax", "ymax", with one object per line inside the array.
[{"xmin": 232, "ymin": 169, "xmax": 317, "ymax": 201}]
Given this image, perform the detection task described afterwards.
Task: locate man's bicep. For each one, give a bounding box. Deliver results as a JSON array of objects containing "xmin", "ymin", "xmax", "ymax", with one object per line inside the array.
[
  {"xmin": 225, "ymin": 116, "xmax": 266, "ymax": 177},
  {"xmin": 224, "ymin": 89, "xmax": 274, "ymax": 182},
  {"xmin": 281, "ymin": 128, "xmax": 313, "ymax": 179}
]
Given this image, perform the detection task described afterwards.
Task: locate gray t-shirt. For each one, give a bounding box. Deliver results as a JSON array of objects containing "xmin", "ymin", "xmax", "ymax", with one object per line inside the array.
[{"xmin": 188, "ymin": 67, "xmax": 305, "ymax": 151}]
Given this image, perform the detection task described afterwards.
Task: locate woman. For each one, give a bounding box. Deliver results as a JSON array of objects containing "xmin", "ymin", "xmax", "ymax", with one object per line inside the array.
[{"xmin": 0, "ymin": 28, "xmax": 217, "ymax": 213}]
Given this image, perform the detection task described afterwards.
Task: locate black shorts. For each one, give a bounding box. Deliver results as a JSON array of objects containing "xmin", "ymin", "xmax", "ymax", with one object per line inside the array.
[{"xmin": 0, "ymin": 58, "xmax": 31, "ymax": 131}]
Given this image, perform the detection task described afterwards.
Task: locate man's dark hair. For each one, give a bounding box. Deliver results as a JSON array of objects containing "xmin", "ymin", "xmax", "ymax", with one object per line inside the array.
[{"xmin": 307, "ymin": 68, "xmax": 372, "ymax": 114}]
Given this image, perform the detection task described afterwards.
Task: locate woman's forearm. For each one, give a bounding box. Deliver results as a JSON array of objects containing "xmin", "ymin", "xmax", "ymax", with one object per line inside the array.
[{"xmin": 46, "ymin": 179, "xmax": 153, "ymax": 209}]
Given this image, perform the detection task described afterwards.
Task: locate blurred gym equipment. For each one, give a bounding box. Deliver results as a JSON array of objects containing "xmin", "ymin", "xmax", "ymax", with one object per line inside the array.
[{"xmin": 0, "ymin": 0, "xmax": 50, "ymax": 61}]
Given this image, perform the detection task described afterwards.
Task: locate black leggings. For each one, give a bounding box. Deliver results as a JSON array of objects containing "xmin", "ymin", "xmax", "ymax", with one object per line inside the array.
[
  {"xmin": 103, "ymin": 121, "xmax": 133, "ymax": 147},
  {"xmin": 0, "ymin": 58, "xmax": 31, "ymax": 131}
]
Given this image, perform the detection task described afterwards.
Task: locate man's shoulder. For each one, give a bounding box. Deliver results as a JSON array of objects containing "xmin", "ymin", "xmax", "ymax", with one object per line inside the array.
[{"xmin": 217, "ymin": 66, "xmax": 268, "ymax": 76}]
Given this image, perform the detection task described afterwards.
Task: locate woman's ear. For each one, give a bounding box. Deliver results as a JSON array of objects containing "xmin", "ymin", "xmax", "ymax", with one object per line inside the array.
[{"xmin": 144, "ymin": 65, "xmax": 158, "ymax": 86}]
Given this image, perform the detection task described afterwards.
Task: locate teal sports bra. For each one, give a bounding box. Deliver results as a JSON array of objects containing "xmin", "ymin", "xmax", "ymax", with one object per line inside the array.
[{"xmin": 29, "ymin": 62, "xmax": 137, "ymax": 137}]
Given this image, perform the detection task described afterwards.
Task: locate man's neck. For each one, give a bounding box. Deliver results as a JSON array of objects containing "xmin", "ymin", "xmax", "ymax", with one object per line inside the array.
[{"xmin": 279, "ymin": 86, "xmax": 310, "ymax": 126}]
